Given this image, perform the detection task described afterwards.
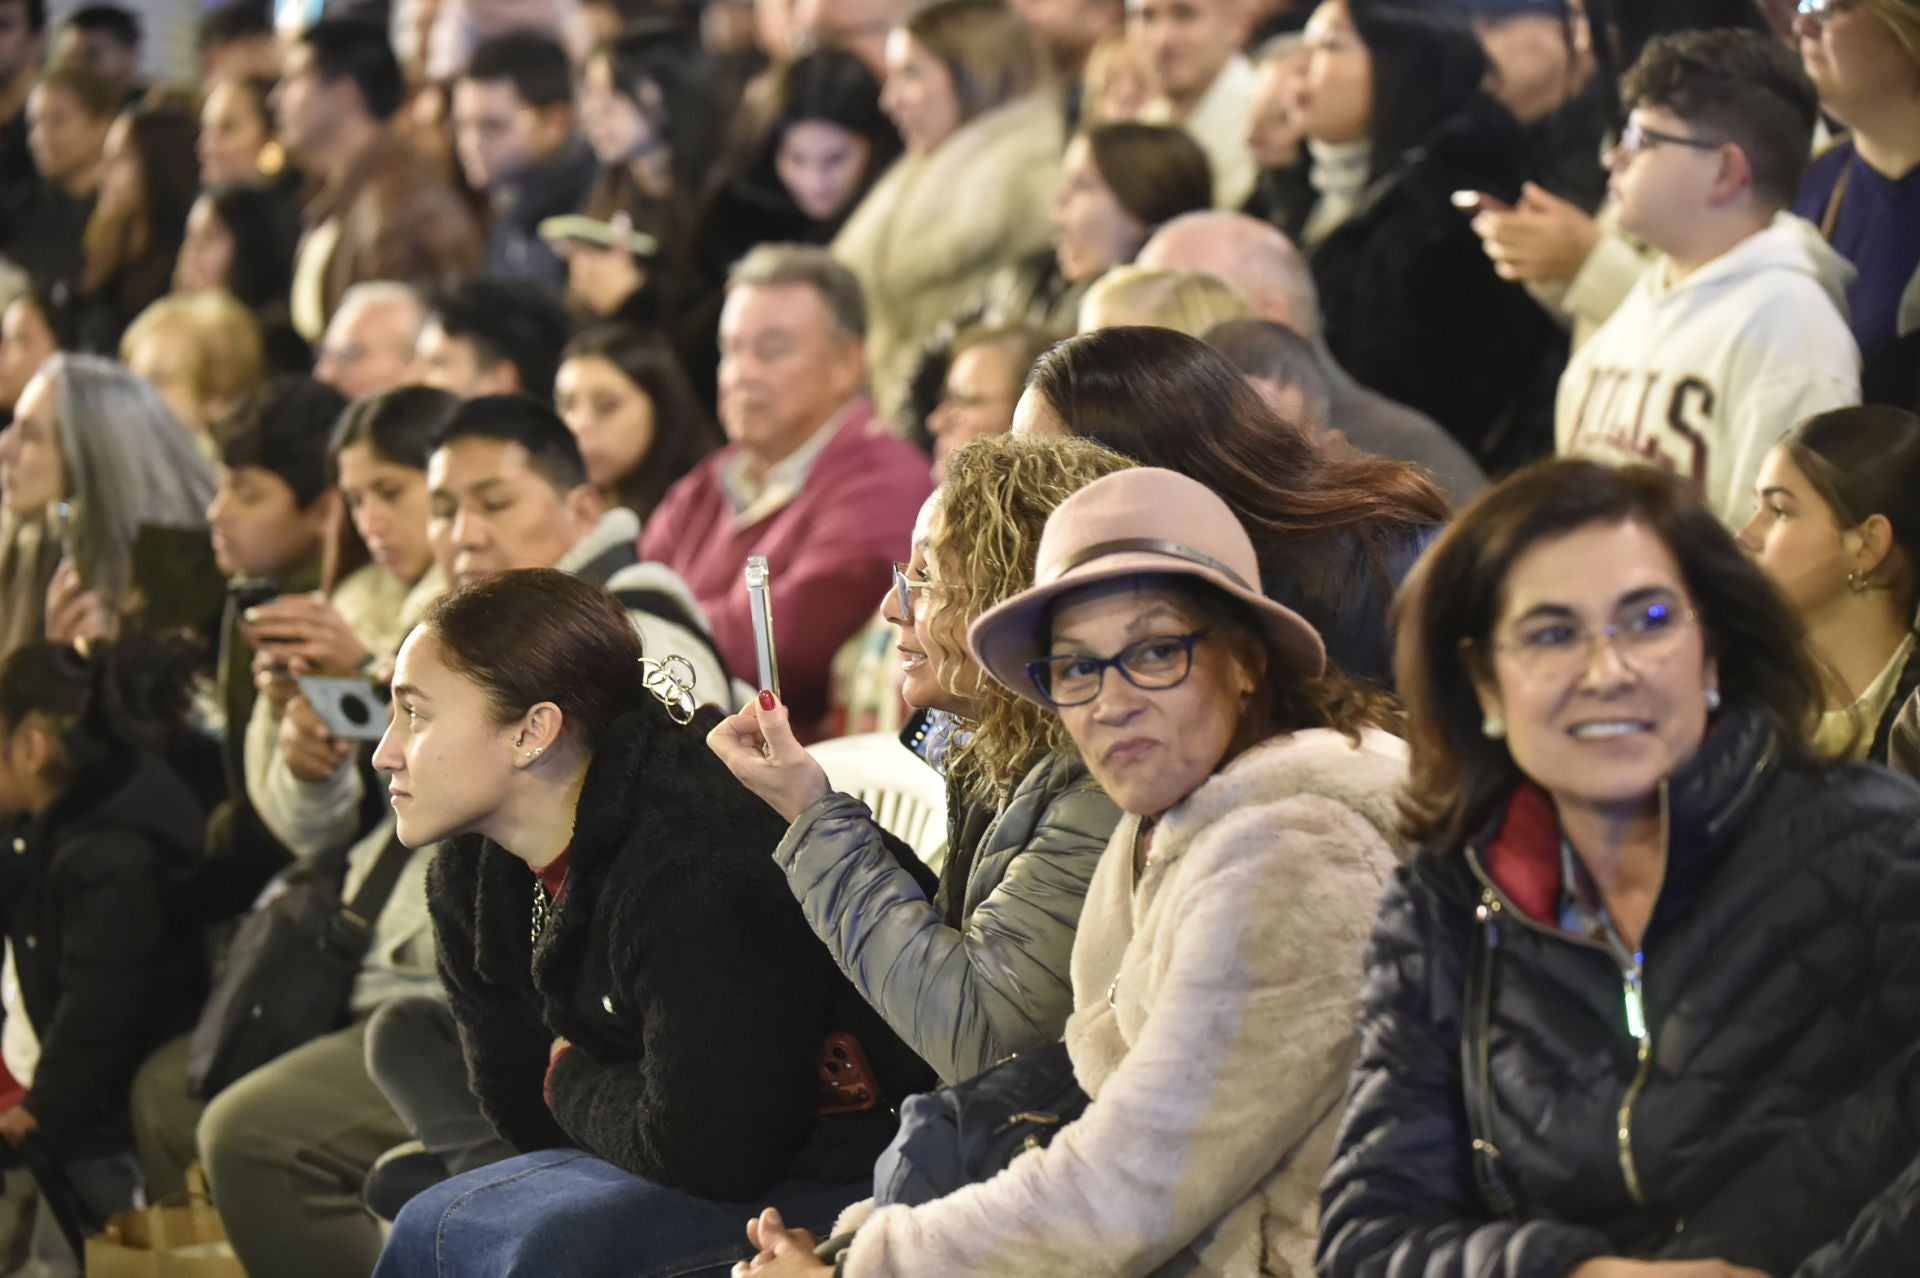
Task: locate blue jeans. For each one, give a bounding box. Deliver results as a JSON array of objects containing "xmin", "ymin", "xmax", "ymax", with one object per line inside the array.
[{"xmin": 370, "ymin": 1149, "xmax": 868, "ymax": 1278}]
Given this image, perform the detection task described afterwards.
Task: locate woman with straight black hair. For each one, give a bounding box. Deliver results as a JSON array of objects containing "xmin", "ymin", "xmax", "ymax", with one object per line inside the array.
[
  {"xmin": 554, "ymin": 324, "xmax": 722, "ymax": 524},
  {"xmin": 70, "ymin": 96, "xmax": 201, "ymax": 353},
  {"xmin": 174, "ymin": 183, "xmax": 306, "ymax": 372},
  {"xmin": 698, "ymin": 47, "xmax": 904, "ymax": 282},
  {"xmin": 1288, "ymin": 0, "xmax": 1562, "ymax": 466},
  {"xmin": 1015, "ymin": 325, "xmax": 1448, "ymax": 688}
]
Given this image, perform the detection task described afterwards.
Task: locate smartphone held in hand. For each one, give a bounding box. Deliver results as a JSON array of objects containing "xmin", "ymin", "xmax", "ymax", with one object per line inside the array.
[{"xmin": 746, "ymin": 554, "xmax": 780, "ymax": 700}]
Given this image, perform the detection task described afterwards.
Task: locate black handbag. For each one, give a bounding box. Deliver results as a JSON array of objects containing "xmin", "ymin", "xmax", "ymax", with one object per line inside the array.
[
  {"xmin": 870, "ymin": 1040, "xmax": 1090, "ymax": 1208},
  {"xmin": 184, "ymin": 832, "xmax": 414, "ymax": 1099}
]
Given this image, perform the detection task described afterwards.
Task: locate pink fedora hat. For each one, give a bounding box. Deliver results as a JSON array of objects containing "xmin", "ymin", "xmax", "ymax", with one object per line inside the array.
[{"xmin": 968, "ymin": 467, "xmax": 1327, "ymax": 706}]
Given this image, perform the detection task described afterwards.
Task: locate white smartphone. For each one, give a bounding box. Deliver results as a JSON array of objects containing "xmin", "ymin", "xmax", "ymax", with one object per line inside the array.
[
  {"xmin": 298, "ymin": 675, "xmax": 389, "ymax": 742},
  {"xmin": 745, "ymin": 555, "xmax": 780, "ymax": 700}
]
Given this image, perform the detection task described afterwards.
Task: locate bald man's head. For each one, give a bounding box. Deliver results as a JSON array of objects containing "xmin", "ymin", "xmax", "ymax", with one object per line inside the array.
[{"xmin": 1136, "ymin": 212, "xmax": 1319, "ymax": 334}]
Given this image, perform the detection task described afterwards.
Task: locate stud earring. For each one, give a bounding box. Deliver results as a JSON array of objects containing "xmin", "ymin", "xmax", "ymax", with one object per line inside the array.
[
  {"xmin": 1705, "ymin": 687, "xmax": 1722, "ymax": 713},
  {"xmin": 1482, "ymin": 712, "xmax": 1506, "ymax": 740}
]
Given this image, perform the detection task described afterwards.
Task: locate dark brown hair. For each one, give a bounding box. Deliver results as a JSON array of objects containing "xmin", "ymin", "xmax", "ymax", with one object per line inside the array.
[
  {"xmin": 1027, "ymin": 326, "xmax": 1449, "ymax": 600},
  {"xmin": 1394, "ymin": 459, "xmax": 1823, "ymax": 851},
  {"xmin": 1782, "ymin": 405, "xmax": 1920, "ymax": 615},
  {"xmin": 1621, "ymin": 28, "xmax": 1819, "ymax": 212},
  {"xmin": 423, "ymin": 568, "xmax": 648, "ymax": 754},
  {"xmin": 81, "ymin": 94, "xmax": 200, "ymax": 304},
  {"xmin": 1083, "ymin": 122, "xmax": 1213, "ymax": 230},
  {"xmin": 559, "ymin": 323, "xmax": 722, "ymax": 522},
  {"xmin": 0, "ymin": 633, "xmax": 197, "ymax": 791}
]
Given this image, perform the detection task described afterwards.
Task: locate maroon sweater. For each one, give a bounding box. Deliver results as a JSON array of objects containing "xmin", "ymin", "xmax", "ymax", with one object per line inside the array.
[{"xmin": 639, "ymin": 401, "xmax": 932, "ymax": 739}]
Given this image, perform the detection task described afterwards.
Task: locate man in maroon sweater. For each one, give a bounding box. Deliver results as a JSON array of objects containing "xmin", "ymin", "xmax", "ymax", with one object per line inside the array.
[{"xmin": 640, "ymin": 245, "xmax": 932, "ymax": 740}]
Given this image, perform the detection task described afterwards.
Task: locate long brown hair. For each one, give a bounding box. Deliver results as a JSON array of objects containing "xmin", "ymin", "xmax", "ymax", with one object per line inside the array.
[
  {"xmin": 1027, "ymin": 326, "xmax": 1449, "ymax": 598},
  {"xmin": 1394, "ymin": 459, "xmax": 1823, "ymax": 852},
  {"xmin": 81, "ymin": 95, "xmax": 199, "ymax": 305}
]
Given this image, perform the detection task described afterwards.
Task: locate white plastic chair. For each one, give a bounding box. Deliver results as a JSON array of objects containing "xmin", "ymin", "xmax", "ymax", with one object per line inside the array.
[{"xmin": 809, "ymin": 733, "xmax": 950, "ymax": 875}]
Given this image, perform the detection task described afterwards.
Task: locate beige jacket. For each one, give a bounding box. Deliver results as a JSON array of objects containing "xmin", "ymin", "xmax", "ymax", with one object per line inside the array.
[
  {"xmin": 839, "ymin": 727, "xmax": 1411, "ymax": 1277},
  {"xmin": 833, "ymin": 92, "xmax": 1063, "ymax": 424}
]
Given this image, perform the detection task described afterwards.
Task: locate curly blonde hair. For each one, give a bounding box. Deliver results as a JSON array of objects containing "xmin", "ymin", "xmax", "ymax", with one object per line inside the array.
[{"xmin": 924, "ymin": 434, "xmax": 1135, "ymax": 800}]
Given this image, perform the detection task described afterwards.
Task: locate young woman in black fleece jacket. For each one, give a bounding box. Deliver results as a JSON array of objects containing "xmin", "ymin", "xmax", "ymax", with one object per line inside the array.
[
  {"xmin": 0, "ymin": 636, "xmax": 205, "ymax": 1271},
  {"xmin": 369, "ymin": 569, "xmax": 929, "ymax": 1278}
]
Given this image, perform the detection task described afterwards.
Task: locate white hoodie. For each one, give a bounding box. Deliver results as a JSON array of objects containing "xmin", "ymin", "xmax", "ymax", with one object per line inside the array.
[{"xmin": 1556, "ymin": 214, "xmax": 1861, "ymax": 528}]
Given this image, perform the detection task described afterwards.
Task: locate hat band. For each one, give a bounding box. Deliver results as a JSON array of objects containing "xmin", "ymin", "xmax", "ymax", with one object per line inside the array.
[{"xmin": 1045, "ymin": 537, "xmax": 1254, "ymax": 593}]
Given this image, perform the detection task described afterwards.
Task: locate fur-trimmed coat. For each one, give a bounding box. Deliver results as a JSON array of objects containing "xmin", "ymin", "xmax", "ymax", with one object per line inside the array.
[
  {"xmin": 427, "ymin": 704, "xmax": 932, "ymax": 1201},
  {"xmin": 835, "ymin": 728, "xmax": 1411, "ymax": 1276}
]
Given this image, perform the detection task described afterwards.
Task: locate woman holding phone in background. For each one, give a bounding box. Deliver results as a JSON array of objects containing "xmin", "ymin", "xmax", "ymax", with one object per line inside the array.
[{"xmin": 710, "ymin": 436, "xmax": 1127, "ymax": 1087}]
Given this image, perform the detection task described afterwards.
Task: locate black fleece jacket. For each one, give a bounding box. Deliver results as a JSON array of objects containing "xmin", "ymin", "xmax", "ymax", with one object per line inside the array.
[
  {"xmin": 1, "ymin": 753, "xmax": 205, "ymax": 1157},
  {"xmin": 428, "ymin": 702, "xmax": 932, "ymax": 1202}
]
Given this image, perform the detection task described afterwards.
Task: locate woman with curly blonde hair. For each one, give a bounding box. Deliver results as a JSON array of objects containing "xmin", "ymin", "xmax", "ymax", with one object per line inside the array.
[{"xmin": 711, "ymin": 434, "xmax": 1129, "ymax": 1085}]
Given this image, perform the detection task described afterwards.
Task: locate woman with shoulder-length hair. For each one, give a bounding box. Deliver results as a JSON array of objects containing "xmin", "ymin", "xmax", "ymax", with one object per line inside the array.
[
  {"xmin": 709, "ymin": 434, "xmax": 1128, "ymax": 1087},
  {"xmin": 698, "ymin": 47, "xmax": 904, "ymax": 281},
  {"xmin": 1735, "ymin": 405, "xmax": 1920, "ymax": 763},
  {"xmin": 554, "ymin": 323, "xmax": 723, "ymax": 524},
  {"xmin": 732, "ymin": 465, "xmax": 1411, "ymax": 1276},
  {"xmin": 0, "ymin": 353, "xmax": 213, "ymax": 648},
  {"xmin": 72, "ymin": 95, "xmax": 201, "ymax": 353},
  {"xmin": 369, "ymin": 569, "xmax": 929, "ymax": 1278},
  {"xmin": 1016, "ymin": 324, "xmax": 1449, "ymax": 688},
  {"xmin": 834, "ymin": 0, "xmax": 1063, "ymax": 424},
  {"xmin": 1318, "ymin": 459, "xmax": 1920, "ymax": 1278}
]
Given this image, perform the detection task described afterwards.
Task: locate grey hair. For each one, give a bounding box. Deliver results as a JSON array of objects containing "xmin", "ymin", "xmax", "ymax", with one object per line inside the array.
[
  {"xmin": 49, "ymin": 354, "xmax": 216, "ymax": 608},
  {"xmin": 334, "ymin": 281, "xmax": 427, "ymax": 335},
  {"xmin": 726, "ymin": 244, "xmax": 868, "ymax": 342}
]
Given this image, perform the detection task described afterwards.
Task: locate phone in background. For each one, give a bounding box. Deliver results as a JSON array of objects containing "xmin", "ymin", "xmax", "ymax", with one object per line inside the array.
[
  {"xmin": 1451, "ymin": 189, "xmax": 1514, "ymax": 217},
  {"xmin": 228, "ymin": 576, "xmax": 281, "ymax": 617},
  {"xmin": 745, "ymin": 554, "xmax": 780, "ymax": 700},
  {"xmin": 297, "ymin": 675, "xmax": 389, "ymax": 742}
]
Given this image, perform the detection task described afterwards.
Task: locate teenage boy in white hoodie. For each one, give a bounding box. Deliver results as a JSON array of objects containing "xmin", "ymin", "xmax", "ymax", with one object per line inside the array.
[{"xmin": 1557, "ymin": 29, "xmax": 1860, "ymax": 529}]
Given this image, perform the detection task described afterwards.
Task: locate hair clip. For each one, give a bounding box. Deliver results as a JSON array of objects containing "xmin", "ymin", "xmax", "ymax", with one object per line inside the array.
[{"xmin": 640, "ymin": 656, "xmax": 697, "ymax": 725}]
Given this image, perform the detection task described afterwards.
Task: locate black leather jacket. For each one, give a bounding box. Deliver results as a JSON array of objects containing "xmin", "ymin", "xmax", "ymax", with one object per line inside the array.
[{"xmin": 1318, "ymin": 707, "xmax": 1920, "ymax": 1277}]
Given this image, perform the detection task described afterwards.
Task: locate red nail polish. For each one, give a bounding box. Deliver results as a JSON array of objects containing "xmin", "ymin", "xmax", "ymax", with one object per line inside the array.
[{"xmin": 758, "ymin": 689, "xmax": 776, "ymax": 711}]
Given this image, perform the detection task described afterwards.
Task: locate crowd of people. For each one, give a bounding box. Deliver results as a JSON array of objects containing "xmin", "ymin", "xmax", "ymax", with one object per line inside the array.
[{"xmin": 0, "ymin": 0, "xmax": 1917, "ymax": 1274}]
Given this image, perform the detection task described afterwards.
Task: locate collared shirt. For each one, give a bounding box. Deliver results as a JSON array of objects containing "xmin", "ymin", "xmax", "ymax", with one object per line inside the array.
[
  {"xmin": 1813, "ymin": 633, "xmax": 1918, "ymax": 760},
  {"xmin": 717, "ymin": 401, "xmax": 859, "ymax": 529}
]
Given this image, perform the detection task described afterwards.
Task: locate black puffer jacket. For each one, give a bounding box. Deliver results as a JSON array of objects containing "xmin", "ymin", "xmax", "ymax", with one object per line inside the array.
[
  {"xmin": 1, "ymin": 753, "xmax": 204, "ymax": 1157},
  {"xmin": 1318, "ymin": 708, "xmax": 1920, "ymax": 1277},
  {"xmin": 428, "ymin": 703, "xmax": 933, "ymax": 1203}
]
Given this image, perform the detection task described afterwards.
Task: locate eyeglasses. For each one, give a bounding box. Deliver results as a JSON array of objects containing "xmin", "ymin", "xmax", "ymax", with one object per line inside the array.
[
  {"xmin": 1026, "ymin": 630, "xmax": 1211, "ymax": 708},
  {"xmin": 1492, "ymin": 598, "xmax": 1698, "ymax": 681},
  {"xmin": 891, "ymin": 562, "xmax": 939, "ymax": 618},
  {"xmin": 1796, "ymin": 0, "xmax": 1859, "ymax": 20},
  {"xmin": 1614, "ymin": 122, "xmax": 1722, "ymax": 162}
]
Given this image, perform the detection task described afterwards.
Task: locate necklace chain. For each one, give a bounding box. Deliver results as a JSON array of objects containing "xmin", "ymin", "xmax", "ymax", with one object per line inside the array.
[{"xmin": 530, "ymin": 881, "xmax": 552, "ymax": 947}]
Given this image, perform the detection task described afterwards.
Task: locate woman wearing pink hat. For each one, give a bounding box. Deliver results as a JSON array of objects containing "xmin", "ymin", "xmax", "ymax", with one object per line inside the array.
[{"xmin": 734, "ymin": 466, "xmax": 1412, "ymax": 1277}]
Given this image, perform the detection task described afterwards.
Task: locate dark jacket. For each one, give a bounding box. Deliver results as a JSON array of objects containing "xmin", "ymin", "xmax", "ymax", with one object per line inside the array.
[
  {"xmin": 1258, "ymin": 521, "xmax": 1436, "ymax": 691},
  {"xmin": 1, "ymin": 754, "xmax": 204, "ymax": 1156},
  {"xmin": 483, "ymin": 134, "xmax": 598, "ymax": 290},
  {"xmin": 1310, "ymin": 94, "xmax": 1566, "ymax": 468},
  {"xmin": 427, "ymin": 704, "xmax": 932, "ymax": 1202},
  {"xmin": 1317, "ymin": 708, "xmax": 1920, "ymax": 1278}
]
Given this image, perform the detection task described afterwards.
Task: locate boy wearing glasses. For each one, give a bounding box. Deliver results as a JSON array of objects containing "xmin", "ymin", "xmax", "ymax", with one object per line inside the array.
[{"xmin": 1556, "ymin": 28, "xmax": 1859, "ymax": 529}]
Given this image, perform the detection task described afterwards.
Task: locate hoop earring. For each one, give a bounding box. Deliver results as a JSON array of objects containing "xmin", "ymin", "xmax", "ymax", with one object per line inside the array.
[{"xmin": 1847, "ymin": 569, "xmax": 1871, "ymax": 595}]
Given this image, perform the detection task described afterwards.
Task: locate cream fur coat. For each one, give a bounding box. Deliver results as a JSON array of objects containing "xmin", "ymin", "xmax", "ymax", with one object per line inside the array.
[
  {"xmin": 836, "ymin": 727, "xmax": 1411, "ymax": 1276},
  {"xmin": 832, "ymin": 91, "xmax": 1064, "ymax": 424}
]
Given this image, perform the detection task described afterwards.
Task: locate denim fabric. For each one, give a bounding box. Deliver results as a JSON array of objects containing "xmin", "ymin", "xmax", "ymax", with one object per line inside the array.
[{"xmin": 371, "ymin": 1148, "xmax": 867, "ymax": 1278}]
